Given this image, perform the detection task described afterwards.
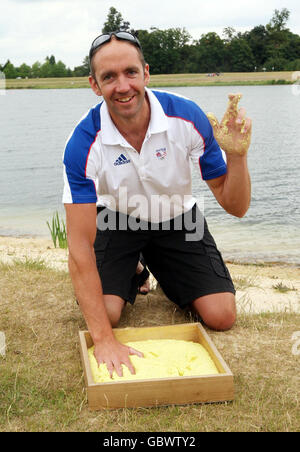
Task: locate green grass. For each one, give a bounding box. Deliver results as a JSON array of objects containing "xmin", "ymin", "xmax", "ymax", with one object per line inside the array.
[
  {"xmin": 272, "ymin": 282, "xmax": 297, "ymax": 293},
  {"xmin": 47, "ymin": 211, "xmax": 67, "ymax": 249},
  {"xmin": 12, "ymin": 257, "xmax": 46, "ymax": 271},
  {"xmin": 232, "ymin": 275, "xmax": 258, "ymax": 290},
  {"xmin": 0, "ymin": 262, "xmax": 299, "ymax": 432}
]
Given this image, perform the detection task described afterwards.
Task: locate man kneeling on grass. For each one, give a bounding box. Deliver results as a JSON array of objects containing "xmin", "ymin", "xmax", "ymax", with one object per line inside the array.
[{"xmin": 62, "ymin": 31, "xmax": 252, "ymax": 378}]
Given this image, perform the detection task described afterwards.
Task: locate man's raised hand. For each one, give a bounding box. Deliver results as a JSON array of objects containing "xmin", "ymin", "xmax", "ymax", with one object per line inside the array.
[{"xmin": 207, "ymin": 93, "xmax": 252, "ymax": 156}]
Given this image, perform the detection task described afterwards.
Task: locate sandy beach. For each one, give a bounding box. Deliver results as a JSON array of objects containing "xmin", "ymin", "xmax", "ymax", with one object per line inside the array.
[{"xmin": 1, "ymin": 235, "xmax": 299, "ymax": 315}]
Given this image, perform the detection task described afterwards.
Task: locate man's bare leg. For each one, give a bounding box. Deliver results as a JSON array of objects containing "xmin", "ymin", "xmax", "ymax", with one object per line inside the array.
[
  {"xmin": 191, "ymin": 292, "xmax": 236, "ymax": 331},
  {"xmin": 103, "ymin": 295, "xmax": 125, "ymax": 327}
]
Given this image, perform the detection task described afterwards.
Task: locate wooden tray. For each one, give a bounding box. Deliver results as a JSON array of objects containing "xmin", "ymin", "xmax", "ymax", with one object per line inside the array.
[{"xmin": 79, "ymin": 322, "xmax": 234, "ymax": 410}]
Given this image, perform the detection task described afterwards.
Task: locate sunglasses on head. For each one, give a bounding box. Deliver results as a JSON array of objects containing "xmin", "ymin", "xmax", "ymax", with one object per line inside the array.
[{"xmin": 89, "ymin": 31, "xmax": 142, "ymax": 61}]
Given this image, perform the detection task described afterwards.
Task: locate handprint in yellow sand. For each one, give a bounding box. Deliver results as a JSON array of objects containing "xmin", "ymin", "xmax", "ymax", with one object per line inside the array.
[{"xmin": 207, "ymin": 93, "xmax": 252, "ymax": 156}]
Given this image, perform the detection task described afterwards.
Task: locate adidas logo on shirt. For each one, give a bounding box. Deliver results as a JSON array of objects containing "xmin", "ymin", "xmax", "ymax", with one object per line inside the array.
[{"xmin": 114, "ymin": 154, "xmax": 131, "ymax": 166}]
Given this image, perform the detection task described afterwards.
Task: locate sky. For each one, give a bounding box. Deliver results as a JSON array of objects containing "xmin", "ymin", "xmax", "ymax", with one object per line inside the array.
[{"xmin": 1, "ymin": 0, "xmax": 300, "ymax": 69}]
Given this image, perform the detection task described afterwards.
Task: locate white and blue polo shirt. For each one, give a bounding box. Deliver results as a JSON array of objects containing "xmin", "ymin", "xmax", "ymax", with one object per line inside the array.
[{"xmin": 62, "ymin": 88, "xmax": 227, "ymax": 222}]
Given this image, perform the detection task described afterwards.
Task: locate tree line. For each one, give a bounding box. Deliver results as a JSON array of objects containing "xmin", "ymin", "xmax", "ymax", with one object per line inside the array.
[{"xmin": 1, "ymin": 7, "xmax": 300, "ymax": 79}]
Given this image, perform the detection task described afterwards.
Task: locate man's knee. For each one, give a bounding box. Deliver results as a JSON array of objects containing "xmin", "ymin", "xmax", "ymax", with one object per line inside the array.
[
  {"xmin": 192, "ymin": 293, "xmax": 236, "ymax": 331},
  {"xmin": 204, "ymin": 307, "xmax": 236, "ymax": 331}
]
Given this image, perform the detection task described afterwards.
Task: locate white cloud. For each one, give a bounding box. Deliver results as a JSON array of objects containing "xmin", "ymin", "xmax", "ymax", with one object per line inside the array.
[{"xmin": 1, "ymin": 0, "xmax": 300, "ymax": 69}]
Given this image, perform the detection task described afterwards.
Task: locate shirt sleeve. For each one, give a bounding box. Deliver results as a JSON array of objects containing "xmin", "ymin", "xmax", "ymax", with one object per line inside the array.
[
  {"xmin": 189, "ymin": 107, "xmax": 227, "ymax": 180},
  {"xmin": 62, "ymin": 122, "xmax": 99, "ymax": 204}
]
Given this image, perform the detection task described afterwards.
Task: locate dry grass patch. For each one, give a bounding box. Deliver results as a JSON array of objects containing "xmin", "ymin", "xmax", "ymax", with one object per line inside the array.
[
  {"xmin": 272, "ymin": 282, "xmax": 297, "ymax": 293},
  {"xmin": 0, "ymin": 261, "xmax": 299, "ymax": 432}
]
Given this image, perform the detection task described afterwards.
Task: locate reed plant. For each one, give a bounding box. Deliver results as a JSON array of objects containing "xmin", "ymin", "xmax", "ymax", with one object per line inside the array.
[{"xmin": 47, "ymin": 211, "xmax": 67, "ymax": 249}]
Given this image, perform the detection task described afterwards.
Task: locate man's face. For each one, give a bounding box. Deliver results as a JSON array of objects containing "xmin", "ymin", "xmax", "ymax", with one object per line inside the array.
[{"xmin": 89, "ymin": 39, "xmax": 150, "ymax": 122}]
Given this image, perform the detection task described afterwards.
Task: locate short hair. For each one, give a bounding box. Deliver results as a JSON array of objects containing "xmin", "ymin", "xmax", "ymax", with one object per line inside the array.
[{"xmin": 89, "ymin": 37, "xmax": 146, "ymax": 80}]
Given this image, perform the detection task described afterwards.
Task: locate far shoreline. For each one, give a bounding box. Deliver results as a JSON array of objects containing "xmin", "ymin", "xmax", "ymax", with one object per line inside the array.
[{"xmin": 4, "ymin": 71, "xmax": 297, "ymax": 90}]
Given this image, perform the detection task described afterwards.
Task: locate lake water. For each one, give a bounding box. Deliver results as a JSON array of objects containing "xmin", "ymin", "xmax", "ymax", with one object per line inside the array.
[{"xmin": 0, "ymin": 85, "xmax": 299, "ymax": 265}]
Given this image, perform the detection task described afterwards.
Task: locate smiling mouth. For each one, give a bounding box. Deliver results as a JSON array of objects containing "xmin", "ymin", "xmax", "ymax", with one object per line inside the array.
[{"xmin": 116, "ymin": 96, "xmax": 134, "ymax": 104}]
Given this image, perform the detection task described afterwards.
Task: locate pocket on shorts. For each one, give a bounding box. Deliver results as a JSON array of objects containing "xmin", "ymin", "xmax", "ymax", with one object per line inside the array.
[
  {"xmin": 209, "ymin": 253, "xmax": 231, "ymax": 279},
  {"xmin": 202, "ymin": 236, "xmax": 231, "ymax": 279}
]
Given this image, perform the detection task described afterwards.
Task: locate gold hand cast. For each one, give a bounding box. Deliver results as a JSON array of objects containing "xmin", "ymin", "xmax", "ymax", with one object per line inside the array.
[{"xmin": 207, "ymin": 93, "xmax": 252, "ymax": 156}]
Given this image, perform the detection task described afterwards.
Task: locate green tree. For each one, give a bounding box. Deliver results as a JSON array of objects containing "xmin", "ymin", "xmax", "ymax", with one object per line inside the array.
[
  {"xmin": 102, "ymin": 7, "xmax": 124, "ymax": 33},
  {"xmin": 47, "ymin": 55, "xmax": 56, "ymax": 65},
  {"xmin": 226, "ymin": 38, "xmax": 256, "ymax": 72},
  {"xmin": 267, "ymin": 8, "xmax": 290, "ymax": 33},
  {"xmin": 164, "ymin": 27, "xmax": 191, "ymax": 73},
  {"xmin": 3, "ymin": 60, "xmax": 17, "ymax": 78},
  {"xmin": 40, "ymin": 59, "xmax": 54, "ymax": 77},
  {"xmin": 2, "ymin": 60, "xmax": 10, "ymax": 70},
  {"xmin": 266, "ymin": 8, "xmax": 291, "ymax": 61},
  {"xmin": 121, "ymin": 21, "xmax": 131, "ymax": 32},
  {"xmin": 284, "ymin": 58, "xmax": 300, "ymax": 71},
  {"xmin": 17, "ymin": 63, "xmax": 31, "ymax": 78},
  {"xmin": 244, "ymin": 25, "xmax": 269, "ymax": 69},
  {"xmin": 223, "ymin": 27, "xmax": 237, "ymax": 43},
  {"xmin": 138, "ymin": 27, "xmax": 191, "ymax": 74},
  {"xmin": 101, "ymin": 6, "xmax": 136, "ymax": 34},
  {"xmin": 73, "ymin": 56, "xmax": 90, "ymax": 77},
  {"xmin": 281, "ymin": 32, "xmax": 300, "ymax": 61},
  {"xmin": 264, "ymin": 56, "xmax": 289, "ymax": 71},
  {"xmin": 181, "ymin": 44, "xmax": 199, "ymax": 73},
  {"xmin": 138, "ymin": 28, "xmax": 167, "ymax": 74},
  {"xmin": 31, "ymin": 61, "xmax": 41, "ymax": 78},
  {"xmin": 52, "ymin": 60, "xmax": 68, "ymax": 77},
  {"xmin": 193, "ymin": 32, "xmax": 225, "ymax": 73}
]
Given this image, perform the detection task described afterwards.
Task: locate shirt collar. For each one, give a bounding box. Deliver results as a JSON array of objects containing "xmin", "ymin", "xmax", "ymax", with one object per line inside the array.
[
  {"xmin": 100, "ymin": 101, "xmax": 125, "ymax": 146},
  {"xmin": 146, "ymin": 87, "xmax": 169, "ymax": 134},
  {"xmin": 100, "ymin": 87, "xmax": 168, "ymax": 146}
]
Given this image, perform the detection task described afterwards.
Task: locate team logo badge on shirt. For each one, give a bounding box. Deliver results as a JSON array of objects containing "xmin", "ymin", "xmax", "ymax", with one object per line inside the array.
[
  {"xmin": 114, "ymin": 154, "xmax": 131, "ymax": 166},
  {"xmin": 155, "ymin": 148, "xmax": 167, "ymax": 160}
]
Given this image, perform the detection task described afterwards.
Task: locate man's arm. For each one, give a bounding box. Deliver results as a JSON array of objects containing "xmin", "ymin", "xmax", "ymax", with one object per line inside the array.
[
  {"xmin": 206, "ymin": 154, "xmax": 251, "ymax": 217},
  {"xmin": 206, "ymin": 93, "xmax": 252, "ymax": 218},
  {"xmin": 65, "ymin": 203, "xmax": 142, "ymax": 377}
]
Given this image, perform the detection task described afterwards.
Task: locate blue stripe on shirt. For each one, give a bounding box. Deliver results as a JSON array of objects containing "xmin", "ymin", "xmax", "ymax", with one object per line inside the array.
[{"xmin": 63, "ymin": 103, "xmax": 102, "ymax": 203}]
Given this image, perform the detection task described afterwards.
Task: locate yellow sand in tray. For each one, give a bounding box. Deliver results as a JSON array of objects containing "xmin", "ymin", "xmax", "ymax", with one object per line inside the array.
[{"xmin": 88, "ymin": 339, "xmax": 219, "ymax": 383}]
